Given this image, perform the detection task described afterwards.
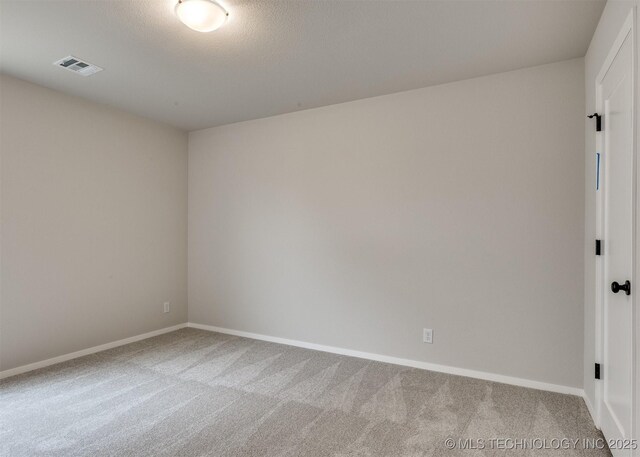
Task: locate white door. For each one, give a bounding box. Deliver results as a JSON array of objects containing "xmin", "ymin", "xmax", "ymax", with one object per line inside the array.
[{"xmin": 599, "ymin": 21, "xmax": 635, "ymax": 457}]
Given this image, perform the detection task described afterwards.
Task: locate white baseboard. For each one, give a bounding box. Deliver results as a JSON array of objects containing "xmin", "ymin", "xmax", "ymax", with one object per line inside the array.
[
  {"xmin": 582, "ymin": 392, "xmax": 599, "ymax": 429},
  {"xmin": 187, "ymin": 322, "xmax": 584, "ymax": 397},
  {"xmin": 2, "ymin": 321, "xmax": 585, "ymax": 399},
  {"xmin": 0, "ymin": 323, "xmax": 188, "ymax": 380}
]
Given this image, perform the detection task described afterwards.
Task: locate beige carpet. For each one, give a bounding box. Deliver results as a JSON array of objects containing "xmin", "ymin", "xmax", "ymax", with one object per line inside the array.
[{"xmin": 1, "ymin": 328, "xmax": 609, "ymax": 456}]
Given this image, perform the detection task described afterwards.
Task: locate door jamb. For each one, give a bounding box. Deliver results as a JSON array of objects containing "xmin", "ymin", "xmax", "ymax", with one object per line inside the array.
[{"xmin": 593, "ymin": 8, "xmax": 636, "ymax": 445}]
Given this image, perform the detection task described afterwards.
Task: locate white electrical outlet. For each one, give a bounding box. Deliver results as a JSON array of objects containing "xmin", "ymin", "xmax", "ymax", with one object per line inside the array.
[
  {"xmin": 163, "ymin": 302, "xmax": 170, "ymax": 313},
  {"xmin": 423, "ymin": 328, "xmax": 433, "ymax": 344}
]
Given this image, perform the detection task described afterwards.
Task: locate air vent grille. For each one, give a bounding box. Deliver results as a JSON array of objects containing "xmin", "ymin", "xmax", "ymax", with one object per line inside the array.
[{"xmin": 53, "ymin": 56, "xmax": 102, "ymax": 76}]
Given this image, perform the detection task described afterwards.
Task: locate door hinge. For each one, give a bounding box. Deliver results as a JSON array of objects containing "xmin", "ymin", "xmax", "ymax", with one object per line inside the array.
[
  {"xmin": 587, "ymin": 113, "xmax": 602, "ymax": 132},
  {"xmin": 595, "ymin": 239, "xmax": 602, "ymax": 256},
  {"xmin": 595, "ymin": 363, "xmax": 601, "ymax": 380}
]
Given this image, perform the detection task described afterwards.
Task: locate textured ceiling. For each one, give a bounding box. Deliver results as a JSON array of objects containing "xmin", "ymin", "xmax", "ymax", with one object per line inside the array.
[{"xmin": 0, "ymin": 0, "xmax": 605, "ymax": 131}]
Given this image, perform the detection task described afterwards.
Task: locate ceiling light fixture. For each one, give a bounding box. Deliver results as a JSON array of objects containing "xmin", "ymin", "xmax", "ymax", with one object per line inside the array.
[{"xmin": 175, "ymin": 0, "xmax": 228, "ymax": 33}]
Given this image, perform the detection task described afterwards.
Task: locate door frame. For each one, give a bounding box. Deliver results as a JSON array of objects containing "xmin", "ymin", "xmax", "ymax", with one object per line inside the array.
[{"xmin": 594, "ymin": 6, "xmax": 637, "ymax": 447}]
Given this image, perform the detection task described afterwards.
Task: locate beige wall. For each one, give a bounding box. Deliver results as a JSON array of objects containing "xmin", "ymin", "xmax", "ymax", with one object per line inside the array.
[
  {"xmin": 0, "ymin": 74, "xmax": 188, "ymax": 371},
  {"xmin": 189, "ymin": 59, "xmax": 585, "ymax": 389},
  {"xmin": 583, "ymin": 0, "xmax": 639, "ymax": 419}
]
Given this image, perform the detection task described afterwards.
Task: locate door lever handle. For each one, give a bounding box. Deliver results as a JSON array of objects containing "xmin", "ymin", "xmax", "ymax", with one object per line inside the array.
[{"xmin": 611, "ymin": 280, "xmax": 631, "ymax": 296}]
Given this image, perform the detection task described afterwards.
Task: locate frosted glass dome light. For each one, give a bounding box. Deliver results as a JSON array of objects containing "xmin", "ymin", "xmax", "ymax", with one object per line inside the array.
[{"xmin": 175, "ymin": 0, "xmax": 228, "ymax": 33}]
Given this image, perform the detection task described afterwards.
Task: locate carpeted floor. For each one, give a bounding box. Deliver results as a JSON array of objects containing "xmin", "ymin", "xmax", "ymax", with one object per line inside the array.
[{"xmin": 1, "ymin": 328, "xmax": 609, "ymax": 456}]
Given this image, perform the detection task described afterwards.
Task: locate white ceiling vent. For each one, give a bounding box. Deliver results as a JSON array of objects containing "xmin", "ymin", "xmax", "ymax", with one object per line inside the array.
[{"xmin": 53, "ymin": 56, "xmax": 102, "ymax": 76}]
